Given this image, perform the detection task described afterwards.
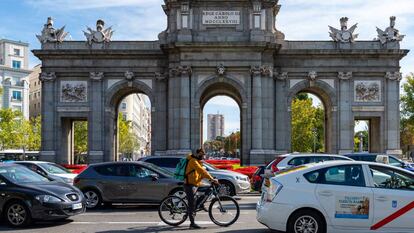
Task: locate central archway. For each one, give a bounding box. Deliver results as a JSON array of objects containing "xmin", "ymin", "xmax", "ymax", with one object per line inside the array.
[
  {"xmin": 194, "ymin": 76, "xmax": 249, "ymax": 164},
  {"xmin": 105, "ymin": 80, "xmax": 155, "ymax": 161}
]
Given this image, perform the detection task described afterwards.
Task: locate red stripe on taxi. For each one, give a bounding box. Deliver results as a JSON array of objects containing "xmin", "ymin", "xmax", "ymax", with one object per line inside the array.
[{"xmin": 370, "ymin": 201, "xmax": 414, "ymax": 230}]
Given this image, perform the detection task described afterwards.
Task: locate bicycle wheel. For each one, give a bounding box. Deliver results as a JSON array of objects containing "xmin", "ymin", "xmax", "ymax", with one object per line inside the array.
[
  {"xmin": 208, "ymin": 195, "xmax": 240, "ymax": 227},
  {"xmin": 158, "ymin": 195, "xmax": 188, "ymax": 226}
]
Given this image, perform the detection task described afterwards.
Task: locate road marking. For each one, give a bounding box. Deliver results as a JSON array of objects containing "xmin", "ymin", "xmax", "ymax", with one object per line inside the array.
[{"xmin": 371, "ymin": 201, "xmax": 414, "ymax": 230}]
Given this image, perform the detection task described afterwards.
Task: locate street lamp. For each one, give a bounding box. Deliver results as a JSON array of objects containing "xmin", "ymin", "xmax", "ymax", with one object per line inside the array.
[{"xmin": 312, "ymin": 128, "xmax": 317, "ymax": 153}]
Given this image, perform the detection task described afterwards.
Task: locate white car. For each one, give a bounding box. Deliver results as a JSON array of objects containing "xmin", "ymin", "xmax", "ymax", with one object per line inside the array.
[
  {"xmin": 264, "ymin": 153, "xmax": 352, "ymax": 176},
  {"xmin": 14, "ymin": 161, "xmax": 77, "ymax": 184},
  {"xmin": 257, "ymin": 161, "xmax": 414, "ymax": 233}
]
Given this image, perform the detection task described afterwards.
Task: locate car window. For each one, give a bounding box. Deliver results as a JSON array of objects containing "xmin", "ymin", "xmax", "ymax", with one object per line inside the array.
[
  {"xmin": 312, "ymin": 156, "xmax": 332, "ymax": 163},
  {"xmin": 0, "ymin": 177, "xmax": 6, "ymax": 185},
  {"xmin": 369, "ymin": 166, "xmax": 414, "ymax": 191},
  {"xmin": 304, "ymin": 165, "xmax": 365, "ymax": 187},
  {"xmin": 333, "ymin": 157, "xmax": 351, "ymax": 161},
  {"xmin": 288, "ymin": 157, "xmax": 310, "ymax": 166},
  {"xmin": 94, "ymin": 164, "xmax": 129, "ymax": 176},
  {"xmin": 146, "ymin": 158, "xmax": 179, "ymax": 168},
  {"xmin": 361, "ymin": 155, "xmax": 377, "ymax": 162},
  {"xmin": 39, "ymin": 163, "xmax": 71, "ymax": 174},
  {"xmin": 0, "ymin": 165, "xmax": 49, "ymax": 183},
  {"xmin": 130, "ymin": 165, "xmax": 152, "ymax": 178},
  {"xmin": 388, "ymin": 157, "xmax": 403, "ymax": 167}
]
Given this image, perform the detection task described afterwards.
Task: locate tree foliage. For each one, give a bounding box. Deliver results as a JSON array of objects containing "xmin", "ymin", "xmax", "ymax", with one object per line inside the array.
[
  {"xmin": 291, "ymin": 96, "xmax": 325, "ymax": 152},
  {"xmin": 401, "ymin": 73, "xmax": 414, "ymax": 152},
  {"xmin": 203, "ymin": 131, "xmax": 241, "ymax": 156},
  {"xmin": 73, "ymin": 121, "xmax": 88, "ymax": 157},
  {"xmin": 118, "ymin": 113, "xmax": 140, "ymax": 158},
  {"xmin": 0, "ymin": 109, "xmax": 41, "ymax": 151},
  {"xmin": 354, "ymin": 130, "xmax": 369, "ymax": 152}
]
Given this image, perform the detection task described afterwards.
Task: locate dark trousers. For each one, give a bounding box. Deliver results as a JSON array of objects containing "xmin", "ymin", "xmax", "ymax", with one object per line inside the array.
[{"xmin": 183, "ymin": 184, "xmax": 197, "ymax": 224}]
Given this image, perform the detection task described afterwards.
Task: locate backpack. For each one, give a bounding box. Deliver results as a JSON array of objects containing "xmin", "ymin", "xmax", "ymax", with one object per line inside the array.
[{"xmin": 174, "ymin": 157, "xmax": 190, "ymax": 181}]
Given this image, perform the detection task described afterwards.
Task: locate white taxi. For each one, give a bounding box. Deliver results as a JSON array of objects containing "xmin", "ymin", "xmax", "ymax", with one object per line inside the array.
[{"xmin": 256, "ymin": 161, "xmax": 414, "ymax": 233}]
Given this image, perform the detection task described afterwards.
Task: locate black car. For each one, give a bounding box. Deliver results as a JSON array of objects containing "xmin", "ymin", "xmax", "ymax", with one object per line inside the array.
[{"xmin": 0, "ymin": 164, "xmax": 86, "ymax": 227}]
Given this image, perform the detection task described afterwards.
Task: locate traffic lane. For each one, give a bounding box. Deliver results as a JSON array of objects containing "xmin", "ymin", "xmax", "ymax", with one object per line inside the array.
[{"xmin": 0, "ymin": 196, "xmax": 281, "ymax": 233}]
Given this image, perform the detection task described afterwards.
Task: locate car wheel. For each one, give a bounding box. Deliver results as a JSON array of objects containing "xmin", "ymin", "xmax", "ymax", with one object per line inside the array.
[
  {"xmin": 5, "ymin": 201, "xmax": 32, "ymax": 227},
  {"xmin": 218, "ymin": 181, "xmax": 235, "ymax": 196},
  {"xmin": 83, "ymin": 189, "xmax": 102, "ymax": 209},
  {"xmin": 287, "ymin": 210, "xmax": 326, "ymax": 233}
]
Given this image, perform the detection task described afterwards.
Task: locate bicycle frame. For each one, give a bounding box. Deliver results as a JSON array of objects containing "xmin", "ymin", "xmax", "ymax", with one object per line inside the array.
[{"xmin": 194, "ymin": 185, "xmax": 225, "ymax": 213}]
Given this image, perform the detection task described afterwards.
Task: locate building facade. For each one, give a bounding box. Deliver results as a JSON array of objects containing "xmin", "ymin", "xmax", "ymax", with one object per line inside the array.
[
  {"xmin": 118, "ymin": 94, "xmax": 151, "ymax": 158},
  {"xmin": 33, "ymin": 0, "xmax": 409, "ymax": 165},
  {"xmin": 207, "ymin": 113, "xmax": 224, "ymax": 141},
  {"xmin": 0, "ymin": 39, "xmax": 31, "ymax": 118},
  {"xmin": 28, "ymin": 64, "xmax": 42, "ymax": 118}
]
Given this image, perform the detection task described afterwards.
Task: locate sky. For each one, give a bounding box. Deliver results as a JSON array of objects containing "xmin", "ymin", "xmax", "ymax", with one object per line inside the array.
[{"xmin": 1, "ymin": 0, "xmax": 413, "ymax": 140}]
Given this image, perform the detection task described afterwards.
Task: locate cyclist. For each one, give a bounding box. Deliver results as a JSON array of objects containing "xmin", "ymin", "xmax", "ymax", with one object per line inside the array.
[{"xmin": 184, "ymin": 148, "xmax": 219, "ymax": 229}]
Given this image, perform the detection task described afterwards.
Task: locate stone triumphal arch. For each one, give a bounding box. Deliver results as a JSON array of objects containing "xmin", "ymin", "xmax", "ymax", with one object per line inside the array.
[{"xmin": 33, "ymin": 0, "xmax": 408, "ymax": 165}]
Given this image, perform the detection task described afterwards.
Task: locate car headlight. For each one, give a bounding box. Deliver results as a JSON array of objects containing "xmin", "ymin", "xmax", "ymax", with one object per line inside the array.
[
  {"xmin": 266, "ymin": 179, "xmax": 283, "ymax": 202},
  {"xmin": 35, "ymin": 195, "xmax": 63, "ymax": 203},
  {"xmin": 62, "ymin": 177, "xmax": 73, "ymax": 183}
]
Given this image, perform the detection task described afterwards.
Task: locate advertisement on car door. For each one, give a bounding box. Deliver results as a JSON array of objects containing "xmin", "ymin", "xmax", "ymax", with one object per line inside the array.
[{"xmin": 335, "ymin": 196, "xmax": 370, "ymax": 219}]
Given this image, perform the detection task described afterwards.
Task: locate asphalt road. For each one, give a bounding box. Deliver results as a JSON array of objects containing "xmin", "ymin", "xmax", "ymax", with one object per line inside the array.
[{"xmin": 0, "ymin": 194, "xmax": 279, "ymax": 233}]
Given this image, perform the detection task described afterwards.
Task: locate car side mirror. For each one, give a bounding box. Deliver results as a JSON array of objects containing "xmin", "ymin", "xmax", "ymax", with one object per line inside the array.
[{"xmin": 150, "ymin": 173, "xmax": 159, "ymax": 181}]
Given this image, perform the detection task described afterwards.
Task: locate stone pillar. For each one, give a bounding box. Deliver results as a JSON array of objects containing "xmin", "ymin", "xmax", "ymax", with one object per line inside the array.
[
  {"xmin": 39, "ymin": 72, "xmax": 57, "ymax": 162},
  {"xmin": 153, "ymin": 73, "xmax": 168, "ymax": 155},
  {"xmin": 167, "ymin": 66, "xmax": 192, "ymax": 155},
  {"xmin": 385, "ymin": 72, "xmax": 402, "ymax": 155},
  {"xmin": 251, "ymin": 66, "xmax": 263, "ymax": 150},
  {"xmin": 338, "ymin": 72, "xmax": 353, "ymax": 154},
  {"xmin": 88, "ymin": 72, "xmax": 104, "ymax": 163},
  {"xmin": 274, "ymin": 72, "xmax": 289, "ymax": 154}
]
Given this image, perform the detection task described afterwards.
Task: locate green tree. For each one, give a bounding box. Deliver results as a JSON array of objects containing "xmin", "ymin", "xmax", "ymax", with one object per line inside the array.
[
  {"xmin": 401, "ymin": 73, "xmax": 414, "ymax": 153},
  {"xmin": 291, "ymin": 97, "xmax": 325, "ymax": 152},
  {"xmin": 29, "ymin": 116, "xmax": 41, "ymax": 150},
  {"xmin": 0, "ymin": 109, "xmax": 22, "ymax": 150},
  {"xmin": 118, "ymin": 113, "xmax": 140, "ymax": 159},
  {"xmin": 74, "ymin": 121, "xmax": 88, "ymax": 163},
  {"xmin": 354, "ymin": 130, "xmax": 369, "ymax": 152}
]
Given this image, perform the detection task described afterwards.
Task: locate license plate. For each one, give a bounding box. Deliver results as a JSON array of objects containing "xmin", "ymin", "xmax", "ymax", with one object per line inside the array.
[{"xmin": 72, "ymin": 203, "xmax": 82, "ymax": 210}]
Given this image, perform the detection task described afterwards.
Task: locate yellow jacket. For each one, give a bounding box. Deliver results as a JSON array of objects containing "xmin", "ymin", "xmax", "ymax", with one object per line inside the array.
[{"xmin": 184, "ymin": 154, "xmax": 214, "ymax": 187}]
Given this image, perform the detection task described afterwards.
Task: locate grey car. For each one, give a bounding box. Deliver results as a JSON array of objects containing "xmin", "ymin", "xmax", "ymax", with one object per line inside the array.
[
  {"xmin": 139, "ymin": 156, "xmax": 251, "ymax": 196},
  {"xmin": 74, "ymin": 161, "xmax": 183, "ymax": 209}
]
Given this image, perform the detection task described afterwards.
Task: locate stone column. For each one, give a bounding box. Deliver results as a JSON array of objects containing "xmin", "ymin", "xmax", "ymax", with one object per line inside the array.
[
  {"xmin": 179, "ymin": 66, "xmax": 192, "ymax": 154},
  {"xmin": 251, "ymin": 66, "xmax": 263, "ymax": 150},
  {"xmin": 88, "ymin": 72, "xmax": 104, "ymax": 163},
  {"xmin": 39, "ymin": 72, "xmax": 57, "ymax": 162},
  {"xmin": 385, "ymin": 72, "xmax": 402, "ymax": 155},
  {"xmin": 274, "ymin": 72, "xmax": 289, "ymax": 154},
  {"xmin": 338, "ymin": 72, "xmax": 353, "ymax": 154}
]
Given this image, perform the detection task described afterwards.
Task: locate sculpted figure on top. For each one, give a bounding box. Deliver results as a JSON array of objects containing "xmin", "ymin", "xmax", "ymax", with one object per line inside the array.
[
  {"xmin": 329, "ymin": 17, "xmax": 358, "ymax": 43},
  {"xmin": 83, "ymin": 20, "xmax": 114, "ymax": 45},
  {"xmin": 376, "ymin": 16, "xmax": 405, "ymax": 44},
  {"xmin": 36, "ymin": 17, "xmax": 68, "ymax": 44}
]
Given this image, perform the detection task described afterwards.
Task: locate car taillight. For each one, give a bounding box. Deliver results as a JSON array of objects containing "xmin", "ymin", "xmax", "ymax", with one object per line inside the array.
[
  {"xmin": 271, "ymin": 157, "xmax": 286, "ymax": 173},
  {"xmin": 73, "ymin": 177, "xmax": 80, "ymax": 185},
  {"xmin": 266, "ymin": 179, "xmax": 283, "ymax": 202}
]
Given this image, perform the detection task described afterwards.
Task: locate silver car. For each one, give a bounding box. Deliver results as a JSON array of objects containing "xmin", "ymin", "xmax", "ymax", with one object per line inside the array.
[
  {"xmin": 139, "ymin": 155, "xmax": 251, "ymax": 196},
  {"xmin": 14, "ymin": 161, "xmax": 77, "ymax": 184},
  {"xmin": 74, "ymin": 161, "xmax": 183, "ymax": 209}
]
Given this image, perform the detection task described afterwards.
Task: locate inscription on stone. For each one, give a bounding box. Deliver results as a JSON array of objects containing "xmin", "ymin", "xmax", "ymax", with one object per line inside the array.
[{"xmin": 202, "ymin": 11, "xmax": 240, "ymax": 25}]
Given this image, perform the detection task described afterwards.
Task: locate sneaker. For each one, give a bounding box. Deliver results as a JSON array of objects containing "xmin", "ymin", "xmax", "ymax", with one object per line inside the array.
[{"xmin": 189, "ymin": 223, "xmax": 202, "ymax": 229}]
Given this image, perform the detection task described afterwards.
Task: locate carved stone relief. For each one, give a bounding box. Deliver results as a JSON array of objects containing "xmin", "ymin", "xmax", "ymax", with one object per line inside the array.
[
  {"xmin": 354, "ymin": 80, "xmax": 381, "ymax": 102},
  {"xmin": 60, "ymin": 81, "xmax": 88, "ymax": 102}
]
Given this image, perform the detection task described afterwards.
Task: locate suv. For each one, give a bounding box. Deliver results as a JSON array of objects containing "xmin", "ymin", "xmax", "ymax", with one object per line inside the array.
[
  {"xmin": 344, "ymin": 153, "xmax": 414, "ymax": 172},
  {"xmin": 139, "ymin": 155, "xmax": 251, "ymax": 196}
]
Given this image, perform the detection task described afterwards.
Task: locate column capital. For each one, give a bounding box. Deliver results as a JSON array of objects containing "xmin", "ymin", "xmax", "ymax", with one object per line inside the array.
[
  {"xmin": 250, "ymin": 65, "xmax": 273, "ymax": 77},
  {"xmin": 169, "ymin": 66, "xmax": 192, "ymax": 77},
  {"xmin": 338, "ymin": 71, "xmax": 352, "ymax": 81},
  {"xmin": 90, "ymin": 72, "xmax": 104, "ymax": 81},
  {"xmin": 39, "ymin": 72, "xmax": 56, "ymax": 82},
  {"xmin": 385, "ymin": 72, "xmax": 402, "ymax": 81},
  {"xmin": 274, "ymin": 72, "xmax": 288, "ymax": 81}
]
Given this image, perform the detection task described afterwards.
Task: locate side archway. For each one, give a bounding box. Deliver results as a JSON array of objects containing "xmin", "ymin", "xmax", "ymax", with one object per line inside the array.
[{"xmin": 287, "ymin": 80, "xmax": 338, "ymax": 153}]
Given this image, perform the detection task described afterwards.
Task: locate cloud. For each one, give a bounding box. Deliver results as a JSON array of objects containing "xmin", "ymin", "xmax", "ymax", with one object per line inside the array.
[{"xmin": 26, "ymin": 0, "xmax": 163, "ymax": 10}]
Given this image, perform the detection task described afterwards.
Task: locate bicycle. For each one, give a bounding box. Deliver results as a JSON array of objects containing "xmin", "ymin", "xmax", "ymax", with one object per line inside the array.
[{"xmin": 158, "ymin": 183, "xmax": 240, "ymax": 227}]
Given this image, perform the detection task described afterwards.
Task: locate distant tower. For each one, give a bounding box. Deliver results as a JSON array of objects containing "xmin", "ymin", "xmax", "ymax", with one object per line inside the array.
[{"xmin": 207, "ymin": 113, "xmax": 225, "ymax": 141}]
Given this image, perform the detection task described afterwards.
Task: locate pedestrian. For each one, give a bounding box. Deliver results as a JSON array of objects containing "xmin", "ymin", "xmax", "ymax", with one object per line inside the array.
[{"xmin": 183, "ymin": 148, "xmax": 219, "ymax": 229}]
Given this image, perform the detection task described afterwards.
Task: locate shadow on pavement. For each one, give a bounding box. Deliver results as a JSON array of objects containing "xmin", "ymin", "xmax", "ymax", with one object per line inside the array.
[
  {"xmin": 96, "ymin": 226, "xmax": 278, "ymax": 233},
  {"xmin": 0, "ymin": 219, "xmax": 73, "ymax": 231}
]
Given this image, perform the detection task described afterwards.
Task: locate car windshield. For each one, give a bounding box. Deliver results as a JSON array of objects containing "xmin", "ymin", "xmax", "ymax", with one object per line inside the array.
[
  {"xmin": 203, "ymin": 162, "xmax": 217, "ymax": 171},
  {"xmin": 39, "ymin": 163, "xmax": 72, "ymax": 174},
  {"xmin": 0, "ymin": 165, "xmax": 50, "ymax": 184},
  {"xmin": 144, "ymin": 163, "xmax": 174, "ymax": 177}
]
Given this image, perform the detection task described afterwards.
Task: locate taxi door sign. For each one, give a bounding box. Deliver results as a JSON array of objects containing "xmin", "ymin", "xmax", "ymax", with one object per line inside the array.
[
  {"xmin": 335, "ymin": 196, "xmax": 370, "ymax": 219},
  {"xmin": 371, "ymin": 201, "xmax": 414, "ymax": 230}
]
